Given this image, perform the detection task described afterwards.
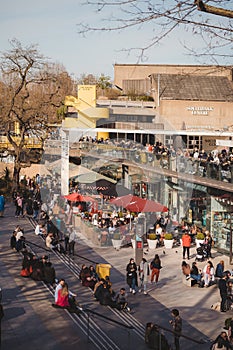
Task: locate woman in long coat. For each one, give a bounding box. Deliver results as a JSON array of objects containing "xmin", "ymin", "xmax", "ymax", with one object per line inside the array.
[{"xmin": 126, "ymin": 258, "xmax": 138, "ymax": 294}]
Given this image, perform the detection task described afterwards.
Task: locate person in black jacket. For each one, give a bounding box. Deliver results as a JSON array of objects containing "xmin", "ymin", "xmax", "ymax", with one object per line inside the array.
[
  {"xmin": 219, "ymin": 272, "xmax": 229, "ymax": 312},
  {"xmin": 211, "ymin": 331, "xmax": 233, "ymax": 349},
  {"xmin": 150, "ymin": 254, "xmax": 162, "ymax": 284},
  {"xmin": 10, "ymin": 231, "xmax": 17, "ymax": 250},
  {"xmin": 190, "ymin": 262, "xmax": 202, "ymax": 284},
  {"xmin": 126, "ymin": 258, "xmax": 138, "ymax": 294},
  {"xmin": 169, "ymin": 309, "xmax": 182, "ymax": 350},
  {"xmin": 41, "ymin": 256, "xmax": 56, "ymax": 285}
]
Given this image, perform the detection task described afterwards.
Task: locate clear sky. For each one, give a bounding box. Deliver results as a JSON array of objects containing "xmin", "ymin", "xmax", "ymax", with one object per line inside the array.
[{"xmin": 0, "ymin": 1, "xmax": 231, "ymax": 80}]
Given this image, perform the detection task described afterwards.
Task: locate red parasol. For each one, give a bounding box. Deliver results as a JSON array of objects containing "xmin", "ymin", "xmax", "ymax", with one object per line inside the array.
[
  {"xmin": 110, "ymin": 194, "xmax": 168, "ymax": 213},
  {"xmin": 64, "ymin": 193, "xmax": 96, "ymax": 203}
]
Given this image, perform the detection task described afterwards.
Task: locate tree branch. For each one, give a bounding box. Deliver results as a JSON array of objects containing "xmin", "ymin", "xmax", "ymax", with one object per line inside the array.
[{"xmin": 194, "ymin": 0, "xmax": 233, "ymax": 19}]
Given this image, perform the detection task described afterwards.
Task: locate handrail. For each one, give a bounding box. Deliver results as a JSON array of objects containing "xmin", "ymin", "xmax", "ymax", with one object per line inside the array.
[
  {"xmin": 25, "ymin": 239, "xmax": 99, "ymax": 265},
  {"xmin": 154, "ymin": 323, "xmax": 208, "ymax": 345},
  {"xmin": 84, "ymin": 308, "xmax": 134, "ymax": 330}
]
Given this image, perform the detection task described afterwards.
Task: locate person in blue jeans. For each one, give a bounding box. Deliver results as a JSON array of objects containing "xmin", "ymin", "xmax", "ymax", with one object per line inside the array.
[
  {"xmin": 190, "ymin": 262, "xmax": 202, "ymax": 282},
  {"xmin": 126, "ymin": 258, "xmax": 138, "ymax": 294}
]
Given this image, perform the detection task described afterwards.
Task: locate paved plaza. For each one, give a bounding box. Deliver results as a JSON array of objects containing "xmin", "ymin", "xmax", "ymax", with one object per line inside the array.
[{"xmin": 0, "ymin": 202, "xmax": 232, "ymax": 349}]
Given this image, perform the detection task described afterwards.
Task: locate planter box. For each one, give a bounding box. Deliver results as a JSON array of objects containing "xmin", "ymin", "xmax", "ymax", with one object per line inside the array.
[
  {"xmin": 164, "ymin": 239, "xmax": 174, "ymax": 249},
  {"xmin": 147, "ymin": 239, "xmax": 158, "ymax": 250},
  {"xmin": 112, "ymin": 239, "xmax": 123, "ymax": 250}
]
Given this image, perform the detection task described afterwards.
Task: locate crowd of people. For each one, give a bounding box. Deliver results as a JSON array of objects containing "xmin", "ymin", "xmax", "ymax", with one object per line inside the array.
[
  {"xmin": 21, "ymin": 251, "xmax": 56, "ymax": 284},
  {"xmin": 77, "ymin": 136, "xmax": 233, "ymax": 182},
  {"xmin": 182, "ymin": 258, "xmax": 233, "ymax": 314},
  {"xmin": 7, "ymin": 169, "xmax": 233, "ymax": 350}
]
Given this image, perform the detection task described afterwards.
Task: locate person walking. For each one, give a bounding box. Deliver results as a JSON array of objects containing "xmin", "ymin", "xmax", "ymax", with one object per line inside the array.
[
  {"xmin": 68, "ymin": 229, "xmax": 79, "ymax": 256},
  {"xmin": 203, "ymin": 230, "xmax": 213, "ymax": 258},
  {"xmin": 182, "ymin": 230, "xmax": 191, "ymax": 260},
  {"xmin": 139, "ymin": 257, "xmax": 149, "ymax": 294},
  {"xmin": 126, "ymin": 258, "xmax": 138, "ymax": 294},
  {"xmin": 219, "ymin": 272, "xmax": 229, "ymax": 313},
  {"xmin": 169, "ymin": 308, "xmax": 182, "ymax": 350},
  {"xmin": 150, "ymin": 254, "xmax": 162, "ymax": 284}
]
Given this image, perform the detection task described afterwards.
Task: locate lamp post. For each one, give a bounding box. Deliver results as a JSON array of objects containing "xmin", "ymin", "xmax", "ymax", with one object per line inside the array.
[{"xmin": 135, "ymin": 217, "xmax": 145, "ymax": 265}]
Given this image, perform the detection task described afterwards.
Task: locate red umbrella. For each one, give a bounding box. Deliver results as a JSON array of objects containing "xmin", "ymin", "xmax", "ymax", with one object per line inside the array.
[
  {"xmin": 64, "ymin": 193, "xmax": 96, "ymax": 203},
  {"xmin": 109, "ymin": 194, "xmax": 133, "ymax": 208},
  {"xmin": 110, "ymin": 194, "xmax": 168, "ymax": 213},
  {"xmin": 64, "ymin": 193, "xmax": 80, "ymax": 202}
]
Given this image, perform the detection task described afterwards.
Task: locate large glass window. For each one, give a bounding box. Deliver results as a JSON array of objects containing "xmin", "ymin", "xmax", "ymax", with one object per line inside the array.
[{"xmin": 187, "ymin": 136, "xmax": 202, "ymax": 150}]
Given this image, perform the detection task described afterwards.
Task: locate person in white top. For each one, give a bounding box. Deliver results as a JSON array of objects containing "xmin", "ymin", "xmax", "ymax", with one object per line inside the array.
[
  {"xmin": 46, "ymin": 233, "xmax": 57, "ymax": 249},
  {"xmin": 202, "ymin": 260, "xmax": 215, "ymax": 287},
  {"xmin": 155, "ymin": 224, "xmax": 163, "ymax": 247},
  {"xmin": 35, "ymin": 224, "xmax": 46, "ymax": 236},
  {"xmin": 15, "ymin": 226, "xmax": 24, "ymax": 241}
]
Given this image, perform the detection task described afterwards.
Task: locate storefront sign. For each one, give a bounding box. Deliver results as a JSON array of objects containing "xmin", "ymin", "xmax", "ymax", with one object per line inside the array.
[
  {"xmin": 186, "ymin": 106, "xmax": 214, "ymax": 115},
  {"xmin": 203, "ymin": 137, "xmax": 216, "ymax": 148},
  {"xmin": 216, "ymin": 139, "xmax": 233, "ymax": 147}
]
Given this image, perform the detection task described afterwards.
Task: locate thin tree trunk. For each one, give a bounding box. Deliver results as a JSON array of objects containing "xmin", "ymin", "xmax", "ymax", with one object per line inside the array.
[{"xmin": 13, "ymin": 164, "xmax": 21, "ymax": 189}]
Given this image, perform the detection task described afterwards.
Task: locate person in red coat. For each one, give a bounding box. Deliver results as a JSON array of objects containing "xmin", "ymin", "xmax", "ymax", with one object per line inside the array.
[
  {"xmin": 182, "ymin": 230, "xmax": 191, "ymax": 260},
  {"xmin": 56, "ymin": 283, "xmax": 70, "ymax": 308}
]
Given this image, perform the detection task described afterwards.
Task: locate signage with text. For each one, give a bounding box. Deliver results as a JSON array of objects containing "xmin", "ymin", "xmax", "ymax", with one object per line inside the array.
[{"xmin": 186, "ymin": 106, "xmax": 214, "ymax": 115}]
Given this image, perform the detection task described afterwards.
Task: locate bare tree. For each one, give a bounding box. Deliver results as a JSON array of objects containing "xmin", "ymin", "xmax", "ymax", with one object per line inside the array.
[
  {"xmin": 78, "ymin": 73, "xmax": 98, "ymax": 85},
  {"xmin": 78, "ymin": 1, "xmax": 233, "ymax": 63},
  {"xmin": 77, "ymin": 73, "xmax": 112, "ymax": 97},
  {"xmin": 0, "ymin": 39, "xmax": 75, "ymax": 186}
]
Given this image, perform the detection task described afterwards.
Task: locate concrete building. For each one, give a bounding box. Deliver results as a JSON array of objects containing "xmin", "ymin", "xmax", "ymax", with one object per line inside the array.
[{"xmin": 112, "ymin": 64, "xmax": 233, "ymax": 150}]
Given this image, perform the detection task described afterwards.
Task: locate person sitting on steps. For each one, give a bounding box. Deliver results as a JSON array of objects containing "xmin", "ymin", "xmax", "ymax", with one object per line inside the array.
[{"xmin": 115, "ymin": 288, "xmax": 130, "ymax": 311}]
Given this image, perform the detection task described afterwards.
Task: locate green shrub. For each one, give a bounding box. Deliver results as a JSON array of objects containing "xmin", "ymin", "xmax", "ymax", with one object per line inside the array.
[
  {"xmin": 196, "ymin": 233, "xmax": 205, "ymax": 240},
  {"xmin": 148, "ymin": 233, "xmax": 156, "ymax": 240},
  {"xmin": 164, "ymin": 233, "xmax": 173, "ymax": 240}
]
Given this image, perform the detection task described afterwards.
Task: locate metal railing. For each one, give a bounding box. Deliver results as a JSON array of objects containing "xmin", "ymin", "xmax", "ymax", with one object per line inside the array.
[
  {"xmin": 77, "ymin": 142, "xmax": 233, "ymax": 184},
  {"xmin": 43, "ymin": 138, "xmax": 233, "ymax": 184}
]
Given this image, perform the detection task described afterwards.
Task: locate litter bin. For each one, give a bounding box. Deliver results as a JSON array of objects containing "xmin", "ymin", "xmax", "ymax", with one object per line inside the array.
[{"xmin": 96, "ymin": 264, "xmax": 111, "ymax": 279}]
